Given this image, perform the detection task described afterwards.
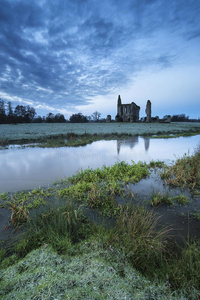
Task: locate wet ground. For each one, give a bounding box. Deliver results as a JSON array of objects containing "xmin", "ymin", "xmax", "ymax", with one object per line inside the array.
[
  {"xmin": 0, "ymin": 170, "xmax": 199, "ymax": 248},
  {"xmin": 1, "ymin": 135, "xmax": 199, "ymax": 193},
  {"xmin": 0, "ymin": 135, "xmax": 200, "ymax": 248}
]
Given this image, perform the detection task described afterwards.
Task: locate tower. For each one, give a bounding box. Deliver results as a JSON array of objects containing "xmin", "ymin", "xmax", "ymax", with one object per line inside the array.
[
  {"xmin": 117, "ymin": 95, "xmax": 122, "ymax": 116},
  {"xmin": 145, "ymin": 100, "xmax": 151, "ymax": 122}
]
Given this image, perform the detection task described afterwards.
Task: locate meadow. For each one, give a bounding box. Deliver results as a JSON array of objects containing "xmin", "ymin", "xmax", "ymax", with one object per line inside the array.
[{"xmin": 0, "ymin": 122, "xmax": 200, "ymax": 146}]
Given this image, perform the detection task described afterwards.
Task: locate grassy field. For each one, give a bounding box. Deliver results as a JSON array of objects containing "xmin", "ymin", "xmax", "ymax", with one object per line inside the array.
[{"xmin": 0, "ymin": 122, "xmax": 200, "ymax": 147}]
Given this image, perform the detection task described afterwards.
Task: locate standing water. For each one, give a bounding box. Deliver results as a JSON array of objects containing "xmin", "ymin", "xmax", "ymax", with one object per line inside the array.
[{"xmin": 0, "ymin": 135, "xmax": 199, "ymax": 193}]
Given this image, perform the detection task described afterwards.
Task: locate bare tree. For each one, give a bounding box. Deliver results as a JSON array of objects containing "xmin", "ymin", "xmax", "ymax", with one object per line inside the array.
[{"xmin": 91, "ymin": 111, "xmax": 101, "ymax": 122}]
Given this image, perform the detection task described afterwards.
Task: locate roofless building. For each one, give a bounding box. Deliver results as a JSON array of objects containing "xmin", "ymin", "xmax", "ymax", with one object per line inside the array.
[{"xmin": 116, "ymin": 95, "xmax": 140, "ymax": 122}]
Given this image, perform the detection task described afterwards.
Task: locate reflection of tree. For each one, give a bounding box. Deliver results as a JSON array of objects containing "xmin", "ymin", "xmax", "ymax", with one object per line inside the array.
[
  {"xmin": 117, "ymin": 137, "xmax": 139, "ymax": 154},
  {"xmin": 144, "ymin": 137, "xmax": 150, "ymax": 152}
]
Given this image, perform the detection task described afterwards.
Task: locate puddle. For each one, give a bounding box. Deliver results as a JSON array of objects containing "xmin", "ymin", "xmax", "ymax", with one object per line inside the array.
[{"xmin": 0, "ymin": 135, "xmax": 199, "ymax": 193}]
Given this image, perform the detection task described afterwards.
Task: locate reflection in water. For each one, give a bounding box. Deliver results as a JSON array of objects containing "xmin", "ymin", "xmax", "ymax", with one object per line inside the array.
[
  {"xmin": 0, "ymin": 135, "xmax": 199, "ymax": 193},
  {"xmin": 144, "ymin": 137, "xmax": 150, "ymax": 152},
  {"xmin": 117, "ymin": 137, "xmax": 150, "ymax": 154},
  {"xmin": 117, "ymin": 137, "xmax": 139, "ymax": 154}
]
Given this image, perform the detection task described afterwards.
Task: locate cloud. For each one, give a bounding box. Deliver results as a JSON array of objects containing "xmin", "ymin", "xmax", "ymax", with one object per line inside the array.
[{"xmin": 0, "ymin": 0, "xmax": 199, "ymax": 118}]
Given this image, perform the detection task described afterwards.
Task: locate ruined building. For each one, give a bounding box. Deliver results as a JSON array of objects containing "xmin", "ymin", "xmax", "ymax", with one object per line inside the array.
[
  {"xmin": 145, "ymin": 100, "xmax": 151, "ymax": 122},
  {"xmin": 116, "ymin": 95, "xmax": 140, "ymax": 122}
]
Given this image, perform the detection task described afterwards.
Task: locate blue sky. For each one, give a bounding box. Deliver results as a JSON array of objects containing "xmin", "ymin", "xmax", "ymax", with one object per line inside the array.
[{"xmin": 0, "ymin": 0, "xmax": 200, "ymax": 119}]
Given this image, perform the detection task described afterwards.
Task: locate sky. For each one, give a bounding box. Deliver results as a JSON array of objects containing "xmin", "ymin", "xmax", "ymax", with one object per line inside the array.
[{"xmin": 0, "ymin": 0, "xmax": 200, "ymax": 120}]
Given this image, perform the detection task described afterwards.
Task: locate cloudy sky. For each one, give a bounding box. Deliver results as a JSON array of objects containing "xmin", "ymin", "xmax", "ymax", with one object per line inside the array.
[{"xmin": 0, "ymin": 0, "xmax": 200, "ymax": 119}]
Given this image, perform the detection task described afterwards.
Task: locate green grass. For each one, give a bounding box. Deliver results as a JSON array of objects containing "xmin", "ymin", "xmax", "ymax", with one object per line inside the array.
[
  {"xmin": 0, "ymin": 161, "xmax": 150, "ymax": 220},
  {"xmin": 151, "ymin": 131, "xmax": 200, "ymax": 139},
  {"xmin": 161, "ymin": 148, "xmax": 200, "ymax": 191},
  {"xmin": 59, "ymin": 161, "xmax": 150, "ymax": 215},
  {"xmin": 107, "ymin": 204, "xmax": 169, "ymax": 275},
  {"xmin": 0, "ymin": 152, "xmax": 200, "ymax": 298},
  {"xmin": 191, "ymin": 211, "xmax": 200, "ymax": 220},
  {"xmin": 148, "ymin": 160, "xmax": 165, "ymax": 169},
  {"xmin": 0, "ymin": 187, "xmax": 54, "ymax": 212},
  {"xmin": 1, "ymin": 202, "xmax": 200, "ymax": 299},
  {"xmin": 11, "ymin": 200, "xmax": 91, "ymax": 258},
  {"xmin": 150, "ymin": 192, "xmax": 189, "ymax": 207},
  {"xmin": 150, "ymin": 192, "xmax": 174, "ymax": 206},
  {"xmin": 173, "ymin": 195, "xmax": 189, "ymax": 205}
]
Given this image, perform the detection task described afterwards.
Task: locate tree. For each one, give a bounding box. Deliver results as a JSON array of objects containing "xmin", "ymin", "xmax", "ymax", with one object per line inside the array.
[
  {"xmin": 46, "ymin": 112, "xmax": 55, "ymax": 123},
  {"xmin": 69, "ymin": 113, "xmax": 88, "ymax": 123},
  {"xmin": 26, "ymin": 106, "xmax": 36, "ymax": 122},
  {"xmin": 171, "ymin": 114, "xmax": 189, "ymax": 122},
  {"xmin": 7, "ymin": 102, "xmax": 14, "ymax": 123},
  {"xmin": 0, "ymin": 99, "xmax": 6, "ymax": 124},
  {"xmin": 14, "ymin": 105, "xmax": 25, "ymax": 123},
  {"xmin": 33, "ymin": 116, "xmax": 43, "ymax": 123},
  {"xmin": 55, "ymin": 113, "xmax": 66, "ymax": 123},
  {"xmin": 13, "ymin": 105, "xmax": 36, "ymax": 123},
  {"xmin": 45, "ymin": 113, "xmax": 66, "ymax": 123},
  {"xmin": 91, "ymin": 111, "xmax": 101, "ymax": 122}
]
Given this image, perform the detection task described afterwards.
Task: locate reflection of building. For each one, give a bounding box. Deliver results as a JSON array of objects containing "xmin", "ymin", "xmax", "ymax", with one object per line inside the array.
[
  {"xmin": 117, "ymin": 137, "xmax": 150, "ymax": 154},
  {"xmin": 117, "ymin": 137, "xmax": 139, "ymax": 154},
  {"xmin": 144, "ymin": 137, "xmax": 150, "ymax": 152}
]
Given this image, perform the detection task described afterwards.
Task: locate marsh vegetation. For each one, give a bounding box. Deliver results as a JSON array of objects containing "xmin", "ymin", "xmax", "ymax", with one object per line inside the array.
[
  {"xmin": 0, "ymin": 150, "xmax": 200, "ymax": 298},
  {"xmin": 0, "ymin": 123, "xmax": 200, "ymax": 298}
]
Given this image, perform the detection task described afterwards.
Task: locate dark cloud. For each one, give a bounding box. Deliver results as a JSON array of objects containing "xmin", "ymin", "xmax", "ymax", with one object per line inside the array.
[{"xmin": 0, "ymin": 0, "xmax": 199, "ymax": 115}]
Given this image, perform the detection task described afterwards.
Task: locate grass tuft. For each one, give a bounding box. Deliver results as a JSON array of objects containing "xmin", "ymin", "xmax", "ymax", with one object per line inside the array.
[
  {"xmin": 161, "ymin": 149, "xmax": 200, "ymax": 190},
  {"xmin": 150, "ymin": 192, "xmax": 173, "ymax": 206},
  {"xmin": 107, "ymin": 204, "xmax": 169, "ymax": 277}
]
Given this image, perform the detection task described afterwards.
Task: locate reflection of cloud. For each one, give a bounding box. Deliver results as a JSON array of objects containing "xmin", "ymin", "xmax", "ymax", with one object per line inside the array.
[{"xmin": 1, "ymin": 136, "xmax": 198, "ymax": 193}]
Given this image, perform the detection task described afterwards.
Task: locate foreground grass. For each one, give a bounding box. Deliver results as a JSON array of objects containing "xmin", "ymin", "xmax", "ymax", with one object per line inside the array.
[
  {"xmin": 0, "ymin": 243, "xmax": 172, "ymax": 299},
  {"xmin": 0, "ymin": 152, "xmax": 200, "ymax": 298},
  {"xmin": 0, "ymin": 201, "xmax": 200, "ymax": 299},
  {"xmin": 161, "ymin": 146, "xmax": 200, "ymax": 191}
]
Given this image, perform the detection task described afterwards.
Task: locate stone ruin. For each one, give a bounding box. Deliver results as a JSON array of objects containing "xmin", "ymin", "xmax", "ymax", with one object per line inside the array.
[
  {"xmin": 115, "ymin": 95, "xmax": 140, "ymax": 122},
  {"xmin": 106, "ymin": 115, "xmax": 111, "ymax": 122},
  {"xmin": 114, "ymin": 95, "xmax": 171, "ymax": 123},
  {"xmin": 145, "ymin": 100, "xmax": 151, "ymax": 122},
  {"xmin": 159, "ymin": 115, "xmax": 171, "ymax": 123}
]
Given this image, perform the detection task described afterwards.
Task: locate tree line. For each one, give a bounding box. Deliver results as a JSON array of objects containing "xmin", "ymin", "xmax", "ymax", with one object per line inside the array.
[
  {"xmin": 0, "ymin": 99, "xmax": 102, "ymax": 124},
  {"xmin": 2, "ymin": 98, "xmax": 197, "ymax": 124},
  {"xmin": 0, "ymin": 99, "xmax": 66, "ymax": 124}
]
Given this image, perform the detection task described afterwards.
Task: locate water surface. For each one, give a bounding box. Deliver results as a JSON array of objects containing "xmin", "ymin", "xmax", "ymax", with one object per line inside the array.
[{"xmin": 0, "ymin": 135, "xmax": 199, "ymax": 193}]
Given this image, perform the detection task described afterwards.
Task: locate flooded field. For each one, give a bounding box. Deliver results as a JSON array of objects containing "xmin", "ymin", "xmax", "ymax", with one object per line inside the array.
[
  {"xmin": 0, "ymin": 135, "xmax": 200, "ymax": 246},
  {"xmin": 0, "ymin": 135, "xmax": 199, "ymax": 192}
]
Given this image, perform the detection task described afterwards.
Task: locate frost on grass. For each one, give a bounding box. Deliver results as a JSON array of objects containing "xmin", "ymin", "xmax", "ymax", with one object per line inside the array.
[
  {"xmin": 0, "ymin": 241, "xmax": 180, "ymax": 300},
  {"xmin": 1, "ymin": 122, "xmax": 200, "ymax": 142}
]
